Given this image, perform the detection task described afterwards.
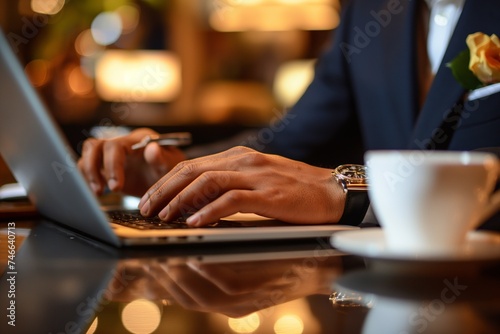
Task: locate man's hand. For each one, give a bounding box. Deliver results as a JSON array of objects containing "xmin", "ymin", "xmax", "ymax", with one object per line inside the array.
[
  {"xmin": 146, "ymin": 256, "xmax": 342, "ymax": 318},
  {"xmin": 78, "ymin": 128, "xmax": 186, "ymax": 197},
  {"xmin": 138, "ymin": 146, "xmax": 346, "ymax": 226}
]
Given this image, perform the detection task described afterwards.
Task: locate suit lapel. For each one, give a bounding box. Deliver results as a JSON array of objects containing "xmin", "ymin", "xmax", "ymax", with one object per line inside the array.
[{"xmin": 409, "ymin": 0, "xmax": 500, "ymax": 149}]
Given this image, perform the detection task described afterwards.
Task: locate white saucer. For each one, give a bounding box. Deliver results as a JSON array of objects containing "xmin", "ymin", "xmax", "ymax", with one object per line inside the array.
[{"xmin": 330, "ymin": 228, "xmax": 500, "ymax": 263}]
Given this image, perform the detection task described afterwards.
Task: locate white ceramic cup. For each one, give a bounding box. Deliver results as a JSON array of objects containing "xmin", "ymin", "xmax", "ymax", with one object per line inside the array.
[{"xmin": 365, "ymin": 150, "xmax": 500, "ymax": 255}]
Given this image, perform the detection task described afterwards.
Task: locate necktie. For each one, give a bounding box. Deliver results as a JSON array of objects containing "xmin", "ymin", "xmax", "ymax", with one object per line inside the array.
[{"xmin": 416, "ymin": 0, "xmax": 433, "ymax": 110}]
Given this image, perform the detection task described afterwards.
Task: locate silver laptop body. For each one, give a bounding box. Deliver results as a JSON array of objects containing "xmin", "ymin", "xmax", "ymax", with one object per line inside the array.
[{"xmin": 0, "ymin": 29, "xmax": 356, "ymax": 246}]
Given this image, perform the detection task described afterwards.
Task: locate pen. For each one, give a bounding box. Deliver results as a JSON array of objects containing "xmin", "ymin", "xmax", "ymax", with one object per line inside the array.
[{"xmin": 131, "ymin": 132, "xmax": 192, "ymax": 150}]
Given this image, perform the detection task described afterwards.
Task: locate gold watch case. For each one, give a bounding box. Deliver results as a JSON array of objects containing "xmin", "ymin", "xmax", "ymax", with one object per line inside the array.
[{"xmin": 332, "ymin": 164, "xmax": 368, "ymax": 193}]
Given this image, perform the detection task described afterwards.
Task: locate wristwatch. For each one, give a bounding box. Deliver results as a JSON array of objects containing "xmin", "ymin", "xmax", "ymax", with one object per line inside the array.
[{"xmin": 332, "ymin": 164, "xmax": 369, "ymax": 225}]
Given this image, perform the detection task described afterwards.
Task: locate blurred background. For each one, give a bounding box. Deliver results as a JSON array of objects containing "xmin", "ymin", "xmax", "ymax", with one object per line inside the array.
[
  {"xmin": 0, "ymin": 2, "xmax": 346, "ymax": 332},
  {"xmin": 0, "ymin": 0, "xmax": 342, "ymax": 182}
]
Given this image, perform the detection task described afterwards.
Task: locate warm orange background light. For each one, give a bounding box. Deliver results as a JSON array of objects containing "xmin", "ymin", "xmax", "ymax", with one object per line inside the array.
[{"xmin": 95, "ymin": 50, "xmax": 181, "ymax": 103}]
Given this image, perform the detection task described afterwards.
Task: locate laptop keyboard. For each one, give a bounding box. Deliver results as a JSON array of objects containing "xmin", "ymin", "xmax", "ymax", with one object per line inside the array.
[
  {"xmin": 108, "ymin": 210, "xmax": 190, "ymax": 230},
  {"xmin": 107, "ymin": 210, "xmax": 246, "ymax": 230}
]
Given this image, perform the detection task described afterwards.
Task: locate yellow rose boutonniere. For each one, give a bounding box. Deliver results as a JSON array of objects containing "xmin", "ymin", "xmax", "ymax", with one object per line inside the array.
[{"xmin": 447, "ymin": 32, "xmax": 500, "ymax": 90}]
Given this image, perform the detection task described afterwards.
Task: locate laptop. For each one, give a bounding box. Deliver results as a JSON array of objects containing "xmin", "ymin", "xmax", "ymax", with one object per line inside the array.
[{"xmin": 0, "ymin": 29, "xmax": 356, "ymax": 247}]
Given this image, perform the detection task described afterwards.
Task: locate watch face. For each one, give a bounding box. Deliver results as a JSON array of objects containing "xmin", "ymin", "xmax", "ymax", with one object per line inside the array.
[{"xmin": 335, "ymin": 164, "xmax": 367, "ymax": 184}]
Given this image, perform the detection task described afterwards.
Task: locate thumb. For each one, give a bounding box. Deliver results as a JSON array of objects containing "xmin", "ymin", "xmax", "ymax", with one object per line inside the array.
[{"xmin": 143, "ymin": 143, "xmax": 186, "ymax": 176}]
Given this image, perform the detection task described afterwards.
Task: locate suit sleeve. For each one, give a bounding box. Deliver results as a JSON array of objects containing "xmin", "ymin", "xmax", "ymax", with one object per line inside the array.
[{"xmin": 260, "ymin": 2, "xmax": 364, "ymax": 166}]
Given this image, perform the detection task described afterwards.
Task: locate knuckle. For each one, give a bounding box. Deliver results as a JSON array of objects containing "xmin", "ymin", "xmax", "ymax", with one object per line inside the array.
[
  {"xmin": 215, "ymin": 171, "xmax": 232, "ymax": 188},
  {"xmin": 224, "ymin": 190, "xmax": 244, "ymax": 205},
  {"xmin": 267, "ymin": 187, "xmax": 284, "ymax": 202},
  {"xmin": 176, "ymin": 161, "xmax": 198, "ymax": 178},
  {"xmin": 231, "ymin": 146, "xmax": 252, "ymax": 154},
  {"xmin": 82, "ymin": 138, "xmax": 100, "ymax": 152},
  {"xmin": 172, "ymin": 160, "xmax": 189, "ymax": 172},
  {"xmin": 199, "ymin": 171, "xmax": 217, "ymax": 184},
  {"xmin": 241, "ymin": 151, "xmax": 267, "ymax": 166}
]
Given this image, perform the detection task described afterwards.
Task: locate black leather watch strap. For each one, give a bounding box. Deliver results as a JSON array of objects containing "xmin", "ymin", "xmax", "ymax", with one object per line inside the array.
[
  {"xmin": 338, "ymin": 189, "xmax": 370, "ymax": 226},
  {"xmin": 332, "ymin": 164, "xmax": 369, "ymax": 226}
]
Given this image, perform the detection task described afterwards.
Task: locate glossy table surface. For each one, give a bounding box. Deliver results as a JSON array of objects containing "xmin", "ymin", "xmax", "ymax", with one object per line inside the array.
[{"xmin": 1, "ymin": 219, "xmax": 499, "ymax": 334}]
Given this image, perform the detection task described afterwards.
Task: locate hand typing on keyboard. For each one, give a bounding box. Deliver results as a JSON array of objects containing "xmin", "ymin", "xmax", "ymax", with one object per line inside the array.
[{"xmin": 137, "ymin": 147, "xmax": 345, "ymax": 228}]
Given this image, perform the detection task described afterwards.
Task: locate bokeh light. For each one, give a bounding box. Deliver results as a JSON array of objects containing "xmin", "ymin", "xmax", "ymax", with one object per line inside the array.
[
  {"xmin": 121, "ymin": 299, "xmax": 161, "ymax": 334},
  {"xmin": 226, "ymin": 0, "xmax": 264, "ymax": 5},
  {"xmin": 95, "ymin": 50, "xmax": 181, "ymax": 102},
  {"xmin": 273, "ymin": 59, "xmax": 315, "ymax": 107},
  {"xmin": 116, "ymin": 5, "xmax": 141, "ymax": 34},
  {"xmin": 31, "ymin": 0, "xmax": 65, "ymax": 15},
  {"xmin": 277, "ymin": 0, "xmax": 330, "ymax": 4},
  {"xmin": 91, "ymin": 12, "xmax": 123, "ymax": 46},
  {"xmin": 273, "ymin": 315, "xmax": 304, "ymax": 334},
  {"xmin": 210, "ymin": 2, "xmax": 339, "ymax": 31},
  {"xmin": 24, "ymin": 59, "xmax": 51, "ymax": 87},
  {"xmin": 68, "ymin": 66, "xmax": 94, "ymax": 96},
  {"xmin": 228, "ymin": 313, "xmax": 261, "ymax": 333},
  {"xmin": 75, "ymin": 29, "xmax": 103, "ymax": 57}
]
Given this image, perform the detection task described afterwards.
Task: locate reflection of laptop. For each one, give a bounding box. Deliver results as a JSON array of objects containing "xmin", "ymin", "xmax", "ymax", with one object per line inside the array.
[{"xmin": 0, "ymin": 29, "xmax": 356, "ymax": 246}]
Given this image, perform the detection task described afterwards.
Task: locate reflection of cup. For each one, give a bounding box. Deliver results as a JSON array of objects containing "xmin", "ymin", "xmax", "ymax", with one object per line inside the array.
[
  {"xmin": 363, "ymin": 297, "xmax": 489, "ymax": 334},
  {"xmin": 365, "ymin": 150, "xmax": 500, "ymax": 255}
]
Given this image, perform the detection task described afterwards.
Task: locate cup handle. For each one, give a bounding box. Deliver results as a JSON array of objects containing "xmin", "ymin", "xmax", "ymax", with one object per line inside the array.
[
  {"xmin": 477, "ymin": 160, "xmax": 500, "ymax": 225},
  {"xmin": 478, "ymin": 190, "xmax": 500, "ymax": 224}
]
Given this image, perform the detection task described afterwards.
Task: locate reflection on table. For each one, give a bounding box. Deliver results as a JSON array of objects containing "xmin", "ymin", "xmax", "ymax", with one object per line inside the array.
[
  {"xmin": 0, "ymin": 220, "xmax": 359, "ymax": 334},
  {"xmin": 334, "ymin": 260, "xmax": 500, "ymax": 334},
  {"xmin": 0, "ymin": 219, "xmax": 499, "ymax": 334}
]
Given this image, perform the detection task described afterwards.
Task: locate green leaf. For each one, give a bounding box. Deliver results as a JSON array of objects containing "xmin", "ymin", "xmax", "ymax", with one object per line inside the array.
[{"xmin": 446, "ymin": 50, "xmax": 483, "ymax": 90}]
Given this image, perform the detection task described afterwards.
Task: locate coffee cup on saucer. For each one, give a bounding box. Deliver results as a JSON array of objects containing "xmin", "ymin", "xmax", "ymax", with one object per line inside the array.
[{"xmin": 365, "ymin": 150, "xmax": 500, "ymax": 255}]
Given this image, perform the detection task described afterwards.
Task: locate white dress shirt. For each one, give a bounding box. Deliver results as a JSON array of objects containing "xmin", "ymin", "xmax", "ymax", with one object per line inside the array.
[{"xmin": 425, "ymin": 0, "xmax": 466, "ymax": 74}]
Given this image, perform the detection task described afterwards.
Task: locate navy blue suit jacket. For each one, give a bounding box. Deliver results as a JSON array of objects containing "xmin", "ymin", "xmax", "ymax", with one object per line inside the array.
[{"xmin": 264, "ymin": 0, "xmax": 500, "ymax": 167}]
